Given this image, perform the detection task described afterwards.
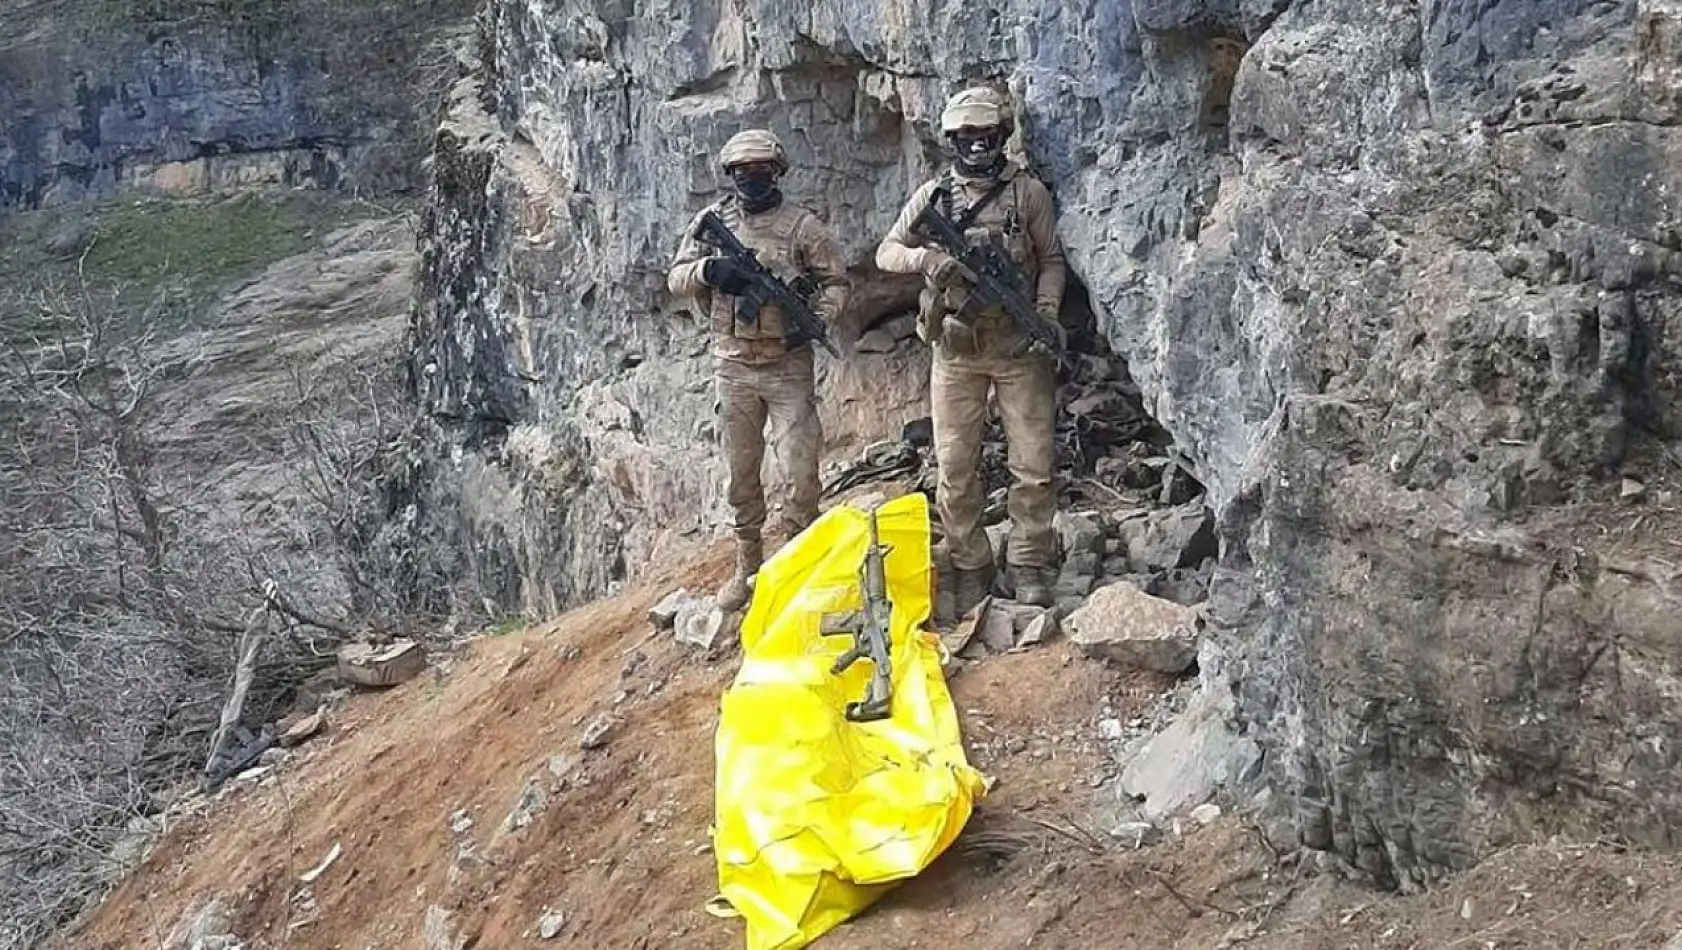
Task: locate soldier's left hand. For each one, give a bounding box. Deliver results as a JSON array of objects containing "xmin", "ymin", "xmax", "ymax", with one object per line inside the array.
[{"xmin": 1037, "ymin": 305, "xmax": 1067, "ymax": 351}]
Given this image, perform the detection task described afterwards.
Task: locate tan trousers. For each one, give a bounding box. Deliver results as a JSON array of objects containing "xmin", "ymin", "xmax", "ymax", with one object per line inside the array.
[
  {"xmin": 716, "ymin": 349, "xmax": 822, "ymax": 543},
  {"xmin": 932, "ymin": 350, "xmax": 1056, "ymax": 571}
]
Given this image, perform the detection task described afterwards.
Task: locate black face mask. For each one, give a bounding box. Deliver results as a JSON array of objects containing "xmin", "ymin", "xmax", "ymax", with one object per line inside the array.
[
  {"xmin": 731, "ymin": 168, "xmax": 782, "ymax": 213},
  {"xmin": 949, "ymin": 128, "xmax": 1004, "ymax": 177}
]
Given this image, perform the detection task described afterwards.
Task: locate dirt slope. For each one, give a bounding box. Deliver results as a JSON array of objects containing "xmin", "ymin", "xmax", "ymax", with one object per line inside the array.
[{"xmin": 66, "ymin": 545, "xmax": 1682, "ymax": 950}]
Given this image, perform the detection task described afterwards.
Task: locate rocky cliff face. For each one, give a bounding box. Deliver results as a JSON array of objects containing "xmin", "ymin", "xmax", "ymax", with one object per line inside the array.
[
  {"xmin": 410, "ymin": 0, "xmax": 1682, "ymax": 889},
  {"xmin": 0, "ymin": 0, "xmax": 475, "ymax": 209}
]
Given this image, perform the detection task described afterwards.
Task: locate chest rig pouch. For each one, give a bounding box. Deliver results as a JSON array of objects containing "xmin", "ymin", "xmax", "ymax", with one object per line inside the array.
[
  {"xmin": 709, "ymin": 202, "xmax": 813, "ymax": 354},
  {"xmin": 920, "ymin": 175, "xmax": 1029, "ymax": 357}
]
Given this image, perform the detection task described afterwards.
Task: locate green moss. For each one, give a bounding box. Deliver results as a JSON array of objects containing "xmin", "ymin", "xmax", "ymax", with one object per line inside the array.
[
  {"xmin": 82, "ymin": 192, "xmax": 350, "ymax": 295},
  {"xmin": 485, "ymin": 615, "xmax": 530, "ymax": 637},
  {"xmin": 0, "ymin": 190, "xmax": 382, "ymax": 336}
]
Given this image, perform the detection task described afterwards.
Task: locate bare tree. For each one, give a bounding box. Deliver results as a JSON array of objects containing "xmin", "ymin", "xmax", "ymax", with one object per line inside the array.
[
  {"xmin": 0, "ymin": 214, "xmax": 451, "ymax": 946},
  {"xmin": 0, "ymin": 274, "xmax": 378, "ymax": 947},
  {"xmin": 0, "ymin": 278, "xmax": 194, "ymax": 947}
]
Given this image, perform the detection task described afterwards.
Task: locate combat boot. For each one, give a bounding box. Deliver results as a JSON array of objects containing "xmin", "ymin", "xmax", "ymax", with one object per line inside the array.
[
  {"xmin": 719, "ymin": 536, "xmax": 763, "ymax": 613},
  {"xmin": 1013, "ymin": 566, "xmax": 1054, "ymax": 608},
  {"xmin": 950, "ymin": 562, "xmax": 996, "ymax": 619}
]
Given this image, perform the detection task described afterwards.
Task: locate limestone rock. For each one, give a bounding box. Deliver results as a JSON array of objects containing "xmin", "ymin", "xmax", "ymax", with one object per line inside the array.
[
  {"xmin": 165, "ymin": 901, "xmax": 240, "ymax": 950},
  {"xmin": 423, "ymin": 905, "xmax": 463, "ymax": 950},
  {"xmin": 1054, "ymin": 510, "xmax": 1106, "ymax": 558},
  {"xmin": 985, "ymin": 522, "xmax": 1011, "ymax": 569},
  {"xmin": 648, "ymin": 588, "xmax": 695, "ymax": 629},
  {"xmin": 1150, "ymin": 564, "xmax": 1213, "ymax": 607},
  {"xmin": 1622, "ymin": 478, "xmax": 1647, "ymax": 502},
  {"xmin": 1018, "ymin": 609, "xmax": 1058, "ymax": 647},
  {"xmin": 537, "ymin": 909, "xmax": 566, "ymax": 940},
  {"xmin": 1108, "ymin": 821, "xmax": 1161, "ymax": 849},
  {"xmin": 279, "ymin": 710, "xmax": 326, "ymax": 748},
  {"xmin": 1119, "ymin": 505, "xmax": 1217, "ymax": 574},
  {"xmin": 1056, "ymin": 550, "xmax": 1102, "ymax": 599},
  {"xmin": 1065, "ymin": 583, "xmax": 1200, "ymax": 674},
  {"xmin": 399, "ymin": 0, "xmax": 1682, "ymax": 889},
  {"xmin": 337, "ymin": 639, "xmax": 426, "ymax": 688},
  {"xmin": 853, "ymin": 315, "xmax": 916, "ymax": 354},
  {"xmin": 674, "ymin": 600, "xmax": 731, "ymax": 651},
  {"xmin": 578, "ymin": 715, "xmax": 617, "ymax": 751},
  {"xmin": 1120, "ymin": 689, "xmax": 1261, "ymax": 823},
  {"xmin": 0, "ymin": 2, "xmax": 469, "ymax": 211},
  {"xmin": 501, "ymin": 776, "xmax": 547, "ymax": 832},
  {"xmin": 975, "ymin": 599, "xmax": 1019, "ymax": 654}
]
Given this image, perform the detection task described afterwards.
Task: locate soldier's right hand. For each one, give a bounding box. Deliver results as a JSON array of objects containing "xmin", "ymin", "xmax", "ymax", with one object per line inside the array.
[
  {"xmin": 702, "ymin": 257, "xmax": 754, "ymax": 295},
  {"xmin": 920, "ymin": 249, "xmax": 976, "ymax": 288}
]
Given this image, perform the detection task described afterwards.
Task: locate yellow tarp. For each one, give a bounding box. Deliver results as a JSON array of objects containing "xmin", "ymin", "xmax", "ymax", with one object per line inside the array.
[{"xmin": 713, "ymin": 492, "xmax": 987, "ymax": 950}]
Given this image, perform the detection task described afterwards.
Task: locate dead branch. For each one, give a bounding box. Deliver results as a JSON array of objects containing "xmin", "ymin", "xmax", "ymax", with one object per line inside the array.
[
  {"xmin": 1146, "ymin": 868, "xmax": 1242, "ymax": 920},
  {"xmin": 204, "ymin": 603, "xmax": 271, "ymax": 775}
]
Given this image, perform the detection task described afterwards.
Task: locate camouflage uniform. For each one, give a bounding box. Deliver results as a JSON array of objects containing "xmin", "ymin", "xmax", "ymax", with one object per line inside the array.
[
  {"xmin": 667, "ymin": 129, "xmax": 850, "ymax": 610},
  {"xmin": 876, "ymin": 88, "xmax": 1067, "ymax": 610}
]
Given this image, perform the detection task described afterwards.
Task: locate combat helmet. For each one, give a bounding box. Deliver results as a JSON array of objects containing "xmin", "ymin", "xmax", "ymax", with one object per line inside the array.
[
  {"xmin": 718, "ymin": 128, "xmax": 789, "ymax": 173},
  {"xmin": 940, "ymin": 86, "xmax": 1011, "ymax": 133}
]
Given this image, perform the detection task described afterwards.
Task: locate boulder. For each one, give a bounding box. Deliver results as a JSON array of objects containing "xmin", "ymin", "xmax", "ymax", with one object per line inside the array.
[
  {"xmin": 648, "ymin": 588, "xmax": 697, "ymax": 629},
  {"xmin": 675, "ymin": 601, "xmax": 731, "ymax": 651},
  {"xmin": 1017, "ymin": 609, "xmax": 1058, "ymax": 647},
  {"xmin": 1053, "ymin": 510, "xmax": 1106, "ymax": 558},
  {"xmin": 278, "ymin": 710, "xmax": 326, "ymax": 748},
  {"xmin": 1118, "ymin": 505, "xmax": 1217, "ymax": 573},
  {"xmin": 337, "ymin": 639, "xmax": 426, "ymax": 688},
  {"xmin": 1149, "ymin": 564, "xmax": 1213, "ymax": 607},
  {"xmin": 1065, "ymin": 583, "xmax": 1199, "ymax": 674}
]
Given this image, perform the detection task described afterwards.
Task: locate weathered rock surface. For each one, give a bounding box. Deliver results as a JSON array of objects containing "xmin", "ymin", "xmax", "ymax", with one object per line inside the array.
[
  {"xmin": 1119, "ymin": 505, "xmax": 1218, "ymax": 574},
  {"xmin": 648, "ymin": 589, "xmax": 697, "ymax": 630},
  {"xmin": 0, "ymin": 0, "xmax": 474, "ymax": 209},
  {"xmin": 1066, "ymin": 582, "xmax": 1200, "ymax": 674},
  {"xmin": 1054, "ymin": 511, "xmax": 1106, "ymax": 559},
  {"xmin": 1108, "ymin": 821, "xmax": 1162, "ymax": 850},
  {"xmin": 1119, "ymin": 687, "xmax": 1261, "ymax": 824},
  {"xmin": 404, "ymin": 0, "xmax": 1682, "ymax": 890},
  {"xmin": 675, "ymin": 602, "xmax": 733, "ymax": 652}
]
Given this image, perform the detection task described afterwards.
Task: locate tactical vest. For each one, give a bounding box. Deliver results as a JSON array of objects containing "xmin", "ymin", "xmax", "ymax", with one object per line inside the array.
[
  {"xmin": 923, "ymin": 169, "xmax": 1037, "ymax": 350},
  {"xmin": 707, "ymin": 198, "xmax": 816, "ymax": 363}
]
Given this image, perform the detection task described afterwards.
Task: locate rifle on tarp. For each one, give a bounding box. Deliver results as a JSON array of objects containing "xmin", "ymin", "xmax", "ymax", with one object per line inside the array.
[{"xmin": 820, "ymin": 505, "xmax": 894, "ymax": 722}]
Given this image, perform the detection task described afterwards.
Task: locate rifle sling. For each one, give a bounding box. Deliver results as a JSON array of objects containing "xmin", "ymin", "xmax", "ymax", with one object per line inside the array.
[{"xmin": 934, "ymin": 171, "xmax": 1013, "ymax": 233}]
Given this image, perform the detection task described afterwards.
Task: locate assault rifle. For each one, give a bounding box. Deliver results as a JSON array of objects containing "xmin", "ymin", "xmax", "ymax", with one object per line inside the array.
[
  {"xmin": 820, "ymin": 505, "xmax": 894, "ymax": 722},
  {"xmin": 910, "ymin": 186, "xmax": 1064, "ymax": 360},
  {"xmin": 693, "ymin": 209, "xmax": 840, "ymax": 358}
]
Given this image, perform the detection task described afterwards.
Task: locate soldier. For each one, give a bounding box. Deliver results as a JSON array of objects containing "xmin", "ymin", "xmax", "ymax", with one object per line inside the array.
[
  {"xmin": 667, "ymin": 129, "xmax": 851, "ymax": 612},
  {"xmin": 875, "ymin": 86, "xmax": 1067, "ymax": 613}
]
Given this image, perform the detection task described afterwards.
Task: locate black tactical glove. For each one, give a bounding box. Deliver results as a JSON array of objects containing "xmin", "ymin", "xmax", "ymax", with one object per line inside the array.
[{"xmin": 702, "ymin": 257, "xmax": 753, "ymax": 296}]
